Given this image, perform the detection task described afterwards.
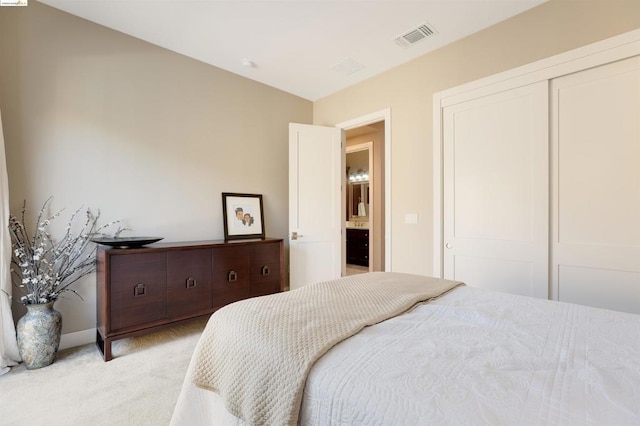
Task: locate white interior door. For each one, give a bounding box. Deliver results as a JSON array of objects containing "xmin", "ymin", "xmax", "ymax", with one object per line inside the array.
[
  {"xmin": 289, "ymin": 123, "xmax": 344, "ymax": 290},
  {"xmin": 550, "ymin": 56, "xmax": 640, "ymax": 314},
  {"xmin": 443, "ymin": 81, "xmax": 549, "ymax": 298}
]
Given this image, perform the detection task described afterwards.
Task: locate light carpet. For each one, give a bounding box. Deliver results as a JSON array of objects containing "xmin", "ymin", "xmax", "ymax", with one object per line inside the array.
[{"xmin": 0, "ymin": 317, "xmax": 208, "ymax": 426}]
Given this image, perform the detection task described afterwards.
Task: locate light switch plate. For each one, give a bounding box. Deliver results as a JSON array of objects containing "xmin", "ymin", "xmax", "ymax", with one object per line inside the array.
[{"xmin": 404, "ymin": 213, "xmax": 418, "ymax": 224}]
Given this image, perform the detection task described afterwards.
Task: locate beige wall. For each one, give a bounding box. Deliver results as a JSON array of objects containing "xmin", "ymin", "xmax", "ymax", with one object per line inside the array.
[
  {"xmin": 314, "ymin": 0, "xmax": 640, "ymax": 275},
  {"xmin": 0, "ymin": 2, "xmax": 312, "ymax": 333}
]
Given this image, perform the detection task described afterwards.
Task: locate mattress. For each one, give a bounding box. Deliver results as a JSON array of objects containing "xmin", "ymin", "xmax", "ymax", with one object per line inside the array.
[{"xmin": 170, "ymin": 279, "xmax": 640, "ymax": 425}]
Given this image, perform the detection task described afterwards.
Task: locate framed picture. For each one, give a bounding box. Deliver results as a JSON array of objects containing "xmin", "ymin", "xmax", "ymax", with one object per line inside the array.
[{"xmin": 222, "ymin": 193, "xmax": 265, "ymax": 240}]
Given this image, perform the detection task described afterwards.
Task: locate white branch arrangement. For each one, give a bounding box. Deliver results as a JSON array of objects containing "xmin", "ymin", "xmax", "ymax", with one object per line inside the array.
[{"xmin": 9, "ymin": 197, "xmax": 122, "ymax": 305}]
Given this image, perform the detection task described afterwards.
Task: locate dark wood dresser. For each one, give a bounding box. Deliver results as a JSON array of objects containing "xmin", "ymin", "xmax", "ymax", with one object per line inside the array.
[{"xmin": 96, "ymin": 238, "xmax": 283, "ymax": 361}]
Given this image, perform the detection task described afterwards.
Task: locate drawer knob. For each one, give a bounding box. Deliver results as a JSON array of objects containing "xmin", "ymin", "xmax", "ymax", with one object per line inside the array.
[
  {"xmin": 134, "ymin": 283, "xmax": 146, "ymax": 297},
  {"xmin": 261, "ymin": 265, "xmax": 270, "ymax": 276},
  {"xmin": 228, "ymin": 270, "xmax": 238, "ymax": 282},
  {"xmin": 186, "ymin": 277, "xmax": 197, "ymax": 289}
]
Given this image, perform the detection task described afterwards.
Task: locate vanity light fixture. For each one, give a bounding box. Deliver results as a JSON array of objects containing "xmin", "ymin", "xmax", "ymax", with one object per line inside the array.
[{"xmin": 348, "ymin": 169, "xmax": 369, "ymax": 183}]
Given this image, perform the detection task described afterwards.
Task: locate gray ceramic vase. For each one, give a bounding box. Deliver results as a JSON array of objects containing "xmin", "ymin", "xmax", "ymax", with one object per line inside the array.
[{"xmin": 16, "ymin": 301, "xmax": 62, "ymax": 369}]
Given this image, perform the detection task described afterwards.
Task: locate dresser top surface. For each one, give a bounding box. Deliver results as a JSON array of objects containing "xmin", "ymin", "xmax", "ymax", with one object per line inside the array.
[{"xmin": 96, "ymin": 237, "xmax": 283, "ymax": 254}]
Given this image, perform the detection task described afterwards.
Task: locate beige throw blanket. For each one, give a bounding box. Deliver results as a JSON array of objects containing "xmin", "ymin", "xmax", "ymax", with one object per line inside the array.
[{"xmin": 193, "ymin": 272, "xmax": 464, "ymax": 425}]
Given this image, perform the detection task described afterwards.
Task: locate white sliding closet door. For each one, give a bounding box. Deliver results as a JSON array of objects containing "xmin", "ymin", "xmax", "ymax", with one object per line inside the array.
[
  {"xmin": 550, "ymin": 56, "xmax": 640, "ymax": 314},
  {"xmin": 443, "ymin": 81, "xmax": 549, "ymax": 298}
]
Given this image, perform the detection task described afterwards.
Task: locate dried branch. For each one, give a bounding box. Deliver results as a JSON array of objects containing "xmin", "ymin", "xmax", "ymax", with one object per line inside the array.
[{"xmin": 8, "ymin": 198, "xmax": 120, "ymax": 304}]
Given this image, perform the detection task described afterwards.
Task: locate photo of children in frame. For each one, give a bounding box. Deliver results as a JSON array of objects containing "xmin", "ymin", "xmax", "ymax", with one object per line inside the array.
[
  {"xmin": 232, "ymin": 206, "xmax": 255, "ymax": 229},
  {"xmin": 222, "ymin": 193, "xmax": 265, "ymax": 240}
]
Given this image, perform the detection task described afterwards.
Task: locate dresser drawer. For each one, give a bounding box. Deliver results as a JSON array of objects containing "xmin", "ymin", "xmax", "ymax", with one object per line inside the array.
[
  {"xmin": 251, "ymin": 242, "xmax": 282, "ymax": 297},
  {"xmin": 167, "ymin": 249, "xmax": 212, "ymax": 318},
  {"xmin": 109, "ymin": 253, "xmax": 167, "ymax": 331},
  {"xmin": 212, "ymin": 246, "xmax": 250, "ymax": 309}
]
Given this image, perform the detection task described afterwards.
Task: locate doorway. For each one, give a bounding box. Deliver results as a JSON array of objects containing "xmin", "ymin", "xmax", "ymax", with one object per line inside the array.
[
  {"xmin": 336, "ymin": 108, "xmax": 391, "ymax": 274},
  {"xmin": 346, "ymin": 142, "xmax": 373, "ymax": 275},
  {"xmin": 342, "ymin": 120, "xmax": 386, "ymax": 275}
]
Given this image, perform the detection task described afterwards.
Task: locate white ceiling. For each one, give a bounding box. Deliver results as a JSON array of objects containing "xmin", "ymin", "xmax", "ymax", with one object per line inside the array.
[{"xmin": 39, "ymin": 0, "xmax": 548, "ymax": 101}]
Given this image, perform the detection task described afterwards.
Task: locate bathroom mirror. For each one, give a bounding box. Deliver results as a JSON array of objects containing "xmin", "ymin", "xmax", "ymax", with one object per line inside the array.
[{"xmin": 346, "ymin": 149, "xmax": 370, "ymax": 219}]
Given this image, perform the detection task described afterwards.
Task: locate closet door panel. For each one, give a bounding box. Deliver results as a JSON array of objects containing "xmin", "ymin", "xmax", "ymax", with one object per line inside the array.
[
  {"xmin": 551, "ymin": 55, "xmax": 640, "ymax": 314},
  {"xmin": 452, "ymin": 255, "xmax": 533, "ymax": 296},
  {"xmin": 443, "ymin": 81, "xmax": 549, "ymax": 298},
  {"xmin": 558, "ymin": 266, "xmax": 639, "ymax": 315}
]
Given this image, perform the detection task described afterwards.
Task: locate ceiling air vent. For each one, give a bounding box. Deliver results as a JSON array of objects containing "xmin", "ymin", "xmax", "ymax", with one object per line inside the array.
[
  {"xmin": 394, "ymin": 22, "xmax": 437, "ymax": 48},
  {"xmin": 331, "ymin": 57, "xmax": 365, "ymax": 76}
]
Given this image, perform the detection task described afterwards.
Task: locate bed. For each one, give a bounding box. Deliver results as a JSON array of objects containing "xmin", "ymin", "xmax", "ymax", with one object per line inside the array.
[{"xmin": 170, "ymin": 272, "xmax": 640, "ymax": 425}]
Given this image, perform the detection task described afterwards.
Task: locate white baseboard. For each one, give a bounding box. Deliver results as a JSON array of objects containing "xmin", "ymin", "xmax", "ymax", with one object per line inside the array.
[{"xmin": 60, "ymin": 328, "xmax": 95, "ymax": 350}]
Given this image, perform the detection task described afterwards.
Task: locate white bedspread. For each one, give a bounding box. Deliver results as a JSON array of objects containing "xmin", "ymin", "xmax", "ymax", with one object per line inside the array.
[
  {"xmin": 191, "ymin": 272, "xmax": 461, "ymax": 425},
  {"xmin": 171, "ymin": 281, "xmax": 640, "ymax": 426}
]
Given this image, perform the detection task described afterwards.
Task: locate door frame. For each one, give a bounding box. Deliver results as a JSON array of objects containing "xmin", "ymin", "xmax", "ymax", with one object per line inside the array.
[
  {"xmin": 337, "ymin": 108, "xmax": 392, "ymax": 271},
  {"xmin": 433, "ymin": 29, "xmax": 640, "ymax": 278}
]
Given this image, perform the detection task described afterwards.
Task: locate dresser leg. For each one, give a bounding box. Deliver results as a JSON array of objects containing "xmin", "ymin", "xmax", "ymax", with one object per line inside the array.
[{"xmin": 96, "ymin": 330, "xmax": 113, "ymax": 362}]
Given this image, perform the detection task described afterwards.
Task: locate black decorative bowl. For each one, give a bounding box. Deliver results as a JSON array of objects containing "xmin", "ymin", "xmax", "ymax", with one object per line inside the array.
[{"xmin": 91, "ymin": 236, "xmax": 164, "ymax": 249}]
